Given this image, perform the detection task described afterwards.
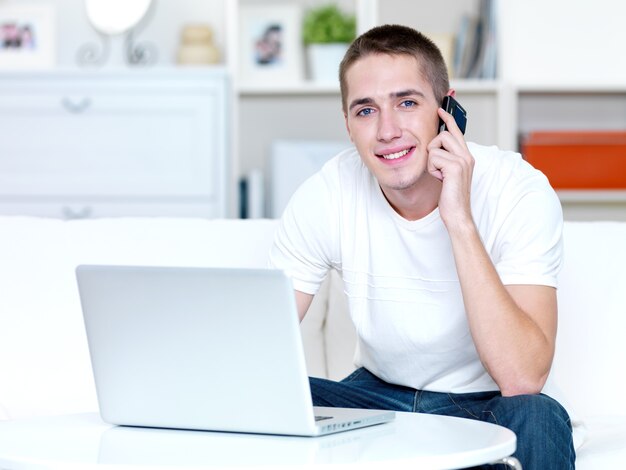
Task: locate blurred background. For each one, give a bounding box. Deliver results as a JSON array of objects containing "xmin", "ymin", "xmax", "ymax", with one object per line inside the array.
[{"xmin": 0, "ymin": 0, "xmax": 624, "ymax": 221}]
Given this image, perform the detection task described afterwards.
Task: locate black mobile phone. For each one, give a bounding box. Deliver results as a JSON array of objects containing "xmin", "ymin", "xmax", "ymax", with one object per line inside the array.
[{"xmin": 439, "ymin": 95, "xmax": 467, "ymax": 135}]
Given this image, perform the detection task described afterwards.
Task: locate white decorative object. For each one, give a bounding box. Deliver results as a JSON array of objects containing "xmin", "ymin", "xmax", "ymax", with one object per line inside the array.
[
  {"xmin": 306, "ymin": 43, "xmax": 347, "ymax": 84},
  {"xmin": 84, "ymin": 0, "xmax": 152, "ymax": 35},
  {"xmin": 80, "ymin": 0, "xmax": 156, "ymax": 66},
  {"xmin": 177, "ymin": 24, "xmax": 220, "ymax": 65}
]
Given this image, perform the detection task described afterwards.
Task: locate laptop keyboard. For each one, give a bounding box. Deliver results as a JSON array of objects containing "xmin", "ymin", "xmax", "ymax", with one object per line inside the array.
[{"xmin": 315, "ymin": 415, "xmax": 333, "ymax": 422}]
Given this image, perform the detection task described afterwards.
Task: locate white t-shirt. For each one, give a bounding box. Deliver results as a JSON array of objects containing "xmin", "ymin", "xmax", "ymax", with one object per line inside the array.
[{"xmin": 270, "ymin": 142, "xmax": 563, "ymax": 394}]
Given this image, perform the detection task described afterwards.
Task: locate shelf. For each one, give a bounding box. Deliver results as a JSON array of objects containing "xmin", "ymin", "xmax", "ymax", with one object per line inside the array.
[
  {"xmin": 238, "ymin": 81, "xmax": 340, "ymax": 96},
  {"xmin": 238, "ymin": 79, "xmax": 503, "ymax": 96},
  {"xmin": 450, "ymin": 79, "xmax": 502, "ymax": 93},
  {"xmin": 0, "ymin": 65, "xmax": 229, "ymax": 78},
  {"xmin": 516, "ymin": 83, "xmax": 626, "ymax": 93},
  {"xmin": 557, "ymin": 190, "xmax": 626, "ymax": 203}
]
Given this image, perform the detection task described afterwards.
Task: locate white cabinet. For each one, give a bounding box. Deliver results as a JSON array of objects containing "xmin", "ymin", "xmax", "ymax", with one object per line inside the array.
[{"xmin": 0, "ymin": 68, "xmax": 231, "ymax": 218}]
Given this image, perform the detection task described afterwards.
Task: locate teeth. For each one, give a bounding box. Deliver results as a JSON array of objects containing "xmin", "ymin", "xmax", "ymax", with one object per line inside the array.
[{"xmin": 381, "ymin": 149, "xmax": 410, "ymax": 160}]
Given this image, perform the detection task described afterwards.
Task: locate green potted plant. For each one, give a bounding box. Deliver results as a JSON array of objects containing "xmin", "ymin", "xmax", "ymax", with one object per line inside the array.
[{"xmin": 302, "ymin": 4, "xmax": 356, "ymax": 83}]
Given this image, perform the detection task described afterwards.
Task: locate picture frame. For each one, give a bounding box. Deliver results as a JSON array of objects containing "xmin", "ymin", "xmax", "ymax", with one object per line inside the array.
[
  {"xmin": 0, "ymin": 5, "xmax": 55, "ymax": 69},
  {"xmin": 238, "ymin": 3, "xmax": 304, "ymax": 86}
]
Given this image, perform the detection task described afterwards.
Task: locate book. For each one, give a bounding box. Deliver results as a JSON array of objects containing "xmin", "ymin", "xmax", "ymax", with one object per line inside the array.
[
  {"xmin": 457, "ymin": 14, "xmax": 479, "ymax": 78},
  {"xmin": 455, "ymin": 0, "xmax": 497, "ymax": 79}
]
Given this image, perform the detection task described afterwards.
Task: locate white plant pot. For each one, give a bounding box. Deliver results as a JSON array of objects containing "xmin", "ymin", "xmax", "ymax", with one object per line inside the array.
[{"xmin": 306, "ymin": 43, "xmax": 349, "ymax": 84}]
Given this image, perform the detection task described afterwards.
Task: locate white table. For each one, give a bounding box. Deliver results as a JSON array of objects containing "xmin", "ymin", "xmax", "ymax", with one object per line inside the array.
[{"xmin": 0, "ymin": 412, "xmax": 521, "ymax": 469}]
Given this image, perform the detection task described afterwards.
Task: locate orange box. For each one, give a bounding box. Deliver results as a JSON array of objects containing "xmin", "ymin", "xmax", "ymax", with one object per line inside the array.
[{"xmin": 522, "ymin": 131, "xmax": 626, "ymax": 189}]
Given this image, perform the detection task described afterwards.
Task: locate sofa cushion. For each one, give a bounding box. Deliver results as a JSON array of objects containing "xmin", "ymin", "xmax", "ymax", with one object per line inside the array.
[{"xmin": 574, "ymin": 416, "xmax": 626, "ymax": 469}]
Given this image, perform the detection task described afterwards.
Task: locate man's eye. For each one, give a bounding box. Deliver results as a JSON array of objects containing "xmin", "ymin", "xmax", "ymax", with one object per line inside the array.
[
  {"xmin": 357, "ymin": 107, "xmax": 374, "ymax": 117},
  {"xmin": 400, "ymin": 100, "xmax": 416, "ymax": 108}
]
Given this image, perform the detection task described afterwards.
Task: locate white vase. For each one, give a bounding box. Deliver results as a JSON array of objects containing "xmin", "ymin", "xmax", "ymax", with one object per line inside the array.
[{"xmin": 306, "ymin": 43, "xmax": 349, "ymax": 84}]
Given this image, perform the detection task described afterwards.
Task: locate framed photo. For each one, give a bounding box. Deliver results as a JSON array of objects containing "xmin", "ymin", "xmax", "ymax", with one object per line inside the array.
[
  {"xmin": 0, "ymin": 5, "xmax": 55, "ymax": 69},
  {"xmin": 238, "ymin": 3, "xmax": 304, "ymax": 86}
]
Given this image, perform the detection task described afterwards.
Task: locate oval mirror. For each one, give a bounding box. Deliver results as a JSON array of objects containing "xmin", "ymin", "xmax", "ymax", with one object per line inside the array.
[{"xmin": 85, "ymin": 0, "xmax": 152, "ymax": 35}]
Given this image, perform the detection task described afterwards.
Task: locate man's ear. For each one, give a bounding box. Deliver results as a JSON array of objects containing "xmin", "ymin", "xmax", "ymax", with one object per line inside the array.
[{"xmin": 447, "ymin": 88, "xmax": 456, "ymax": 98}]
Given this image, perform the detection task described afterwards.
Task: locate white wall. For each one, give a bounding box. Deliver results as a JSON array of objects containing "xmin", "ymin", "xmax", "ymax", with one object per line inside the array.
[{"xmin": 499, "ymin": 0, "xmax": 626, "ymax": 85}]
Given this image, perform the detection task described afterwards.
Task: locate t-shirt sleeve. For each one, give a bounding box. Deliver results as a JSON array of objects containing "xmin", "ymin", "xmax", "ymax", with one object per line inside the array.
[
  {"xmin": 493, "ymin": 175, "xmax": 564, "ymax": 288},
  {"xmin": 269, "ymin": 172, "xmax": 338, "ymax": 295}
]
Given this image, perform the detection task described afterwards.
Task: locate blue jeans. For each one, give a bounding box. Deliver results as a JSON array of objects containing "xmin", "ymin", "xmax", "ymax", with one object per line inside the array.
[{"xmin": 310, "ymin": 368, "xmax": 574, "ymax": 470}]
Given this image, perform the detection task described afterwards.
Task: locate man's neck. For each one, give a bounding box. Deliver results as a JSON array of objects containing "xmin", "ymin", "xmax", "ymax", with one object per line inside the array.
[{"xmin": 380, "ymin": 175, "xmax": 442, "ymax": 221}]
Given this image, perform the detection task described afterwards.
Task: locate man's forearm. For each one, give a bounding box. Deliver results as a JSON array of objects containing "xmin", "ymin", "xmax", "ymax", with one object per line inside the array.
[{"xmin": 447, "ymin": 221, "xmax": 556, "ymax": 396}]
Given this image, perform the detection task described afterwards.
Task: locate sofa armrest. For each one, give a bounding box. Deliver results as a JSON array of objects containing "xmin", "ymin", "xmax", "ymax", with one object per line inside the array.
[{"xmin": 0, "ymin": 403, "xmax": 9, "ymax": 421}]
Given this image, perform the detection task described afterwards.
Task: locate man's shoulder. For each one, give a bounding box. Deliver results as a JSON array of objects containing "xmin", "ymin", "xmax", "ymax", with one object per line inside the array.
[
  {"xmin": 468, "ymin": 141, "xmax": 561, "ymax": 223},
  {"xmin": 469, "ymin": 141, "xmax": 549, "ymax": 189},
  {"xmin": 321, "ymin": 146, "xmax": 362, "ymax": 173},
  {"xmin": 468, "ymin": 142, "xmax": 562, "ymax": 234},
  {"xmin": 316, "ymin": 146, "xmax": 370, "ymax": 186},
  {"xmin": 468, "ymin": 142, "xmax": 521, "ymax": 168}
]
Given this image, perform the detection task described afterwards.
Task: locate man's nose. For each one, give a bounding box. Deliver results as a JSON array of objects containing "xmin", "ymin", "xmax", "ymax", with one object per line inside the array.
[{"xmin": 377, "ymin": 110, "xmax": 402, "ymax": 142}]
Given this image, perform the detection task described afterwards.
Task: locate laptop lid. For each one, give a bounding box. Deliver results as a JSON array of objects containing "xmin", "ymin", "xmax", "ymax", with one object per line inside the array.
[{"xmin": 76, "ymin": 265, "xmax": 393, "ymax": 436}]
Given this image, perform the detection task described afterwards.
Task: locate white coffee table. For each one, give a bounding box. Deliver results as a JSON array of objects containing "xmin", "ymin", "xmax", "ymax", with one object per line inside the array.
[{"xmin": 0, "ymin": 412, "xmax": 521, "ymax": 469}]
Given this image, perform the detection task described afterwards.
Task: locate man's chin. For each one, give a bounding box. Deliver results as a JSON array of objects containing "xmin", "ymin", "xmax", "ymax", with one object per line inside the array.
[{"xmin": 379, "ymin": 178, "xmax": 419, "ymax": 193}]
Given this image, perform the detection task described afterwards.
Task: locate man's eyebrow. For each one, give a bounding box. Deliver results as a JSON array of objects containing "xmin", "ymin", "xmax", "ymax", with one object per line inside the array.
[
  {"xmin": 392, "ymin": 89, "xmax": 426, "ymax": 99},
  {"xmin": 348, "ymin": 97, "xmax": 374, "ymax": 112},
  {"xmin": 348, "ymin": 89, "xmax": 426, "ymax": 112}
]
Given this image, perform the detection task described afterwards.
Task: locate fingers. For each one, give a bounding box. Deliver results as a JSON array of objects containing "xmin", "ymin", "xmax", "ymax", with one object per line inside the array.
[
  {"xmin": 429, "ymin": 107, "xmax": 470, "ymax": 156},
  {"xmin": 429, "ymin": 107, "xmax": 475, "ymax": 225},
  {"xmin": 427, "ymin": 108, "xmax": 474, "ymax": 183},
  {"xmin": 428, "ymin": 130, "xmax": 468, "ymax": 163},
  {"xmin": 437, "ymin": 107, "xmax": 464, "ymax": 140},
  {"xmin": 427, "ymin": 146, "xmax": 466, "ymax": 182}
]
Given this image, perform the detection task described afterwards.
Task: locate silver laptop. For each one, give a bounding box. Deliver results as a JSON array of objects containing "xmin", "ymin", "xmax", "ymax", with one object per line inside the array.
[{"xmin": 76, "ymin": 265, "xmax": 394, "ymax": 437}]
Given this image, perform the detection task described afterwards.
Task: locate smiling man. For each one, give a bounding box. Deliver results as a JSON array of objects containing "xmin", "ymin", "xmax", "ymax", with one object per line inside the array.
[{"xmin": 270, "ymin": 25, "xmax": 574, "ymax": 469}]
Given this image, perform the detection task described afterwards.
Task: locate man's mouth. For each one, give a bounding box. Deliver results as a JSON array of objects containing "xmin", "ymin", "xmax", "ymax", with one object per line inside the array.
[{"xmin": 377, "ymin": 147, "xmax": 414, "ymax": 160}]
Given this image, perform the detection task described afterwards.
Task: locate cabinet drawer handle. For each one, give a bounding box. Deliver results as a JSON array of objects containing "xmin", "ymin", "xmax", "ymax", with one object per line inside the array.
[
  {"xmin": 61, "ymin": 97, "xmax": 92, "ymax": 113},
  {"xmin": 62, "ymin": 206, "xmax": 92, "ymax": 219}
]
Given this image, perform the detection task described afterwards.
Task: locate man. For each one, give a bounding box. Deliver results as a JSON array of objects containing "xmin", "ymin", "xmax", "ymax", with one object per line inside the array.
[{"xmin": 270, "ymin": 24, "xmax": 574, "ymax": 469}]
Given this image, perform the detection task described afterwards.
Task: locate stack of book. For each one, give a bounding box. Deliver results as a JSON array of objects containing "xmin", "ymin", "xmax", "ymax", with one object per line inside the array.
[
  {"xmin": 522, "ymin": 131, "xmax": 626, "ymax": 189},
  {"xmin": 453, "ymin": 0, "xmax": 497, "ymax": 79}
]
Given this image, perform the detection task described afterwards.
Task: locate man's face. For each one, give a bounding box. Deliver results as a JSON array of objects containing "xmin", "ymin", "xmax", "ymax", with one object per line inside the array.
[{"xmin": 343, "ymin": 53, "xmax": 440, "ymax": 197}]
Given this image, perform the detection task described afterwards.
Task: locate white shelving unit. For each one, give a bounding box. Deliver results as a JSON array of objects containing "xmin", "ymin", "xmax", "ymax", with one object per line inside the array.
[
  {"xmin": 232, "ymin": 0, "xmax": 512, "ymax": 199},
  {"xmin": 229, "ymin": 0, "xmax": 626, "ymax": 220},
  {"xmin": 514, "ymin": 83, "xmax": 626, "ymax": 220},
  {"xmin": 498, "ymin": 0, "xmax": 626, "ymax": 220}
]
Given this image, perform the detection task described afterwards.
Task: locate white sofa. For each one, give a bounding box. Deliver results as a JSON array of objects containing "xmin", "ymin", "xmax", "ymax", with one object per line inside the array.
[{"xmin": 1, "ymin": 215, "xmax": 625, "ymax": 468}]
